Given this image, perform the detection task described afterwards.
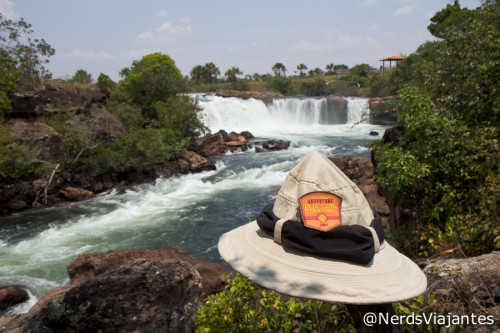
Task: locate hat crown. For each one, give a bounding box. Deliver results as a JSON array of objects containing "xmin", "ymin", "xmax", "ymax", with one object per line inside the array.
[{"xmin": 273, "ymin": 151, "xmax": 374, "ymax": 227}]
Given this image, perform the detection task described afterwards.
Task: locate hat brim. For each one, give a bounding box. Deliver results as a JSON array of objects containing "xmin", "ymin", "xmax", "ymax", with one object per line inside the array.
[{"xmin": 218, "ymin": 221, "xmax": 427, "ymax": 304}]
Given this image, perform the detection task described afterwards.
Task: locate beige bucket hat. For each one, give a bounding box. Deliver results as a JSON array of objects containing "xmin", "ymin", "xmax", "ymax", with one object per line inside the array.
[{"xmin": 218, "ymin": 151, "xmax": 427, "ymax": 304}]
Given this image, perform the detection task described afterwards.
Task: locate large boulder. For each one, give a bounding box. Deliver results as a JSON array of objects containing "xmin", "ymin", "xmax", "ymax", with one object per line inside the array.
[
  {"xmin": 0, "ymin": 286, "xmax": 29, "ymax": 312},
  {"xmin": 178, "ymin": 151, "xmax": 216, "ymax": 174},
  {"xmin": 191, "ymin": 132, "xmax": 226, "ymax": 157},
  {"xmin": 66, "ymin": 245, "xmax": 228, "ymax": 299},
  {"xmin": 59, "ymin": 186, "xmax": 96, "ymax": 201},
  {"xmin": 419, "ymin": 251, "xmax": 500, "ymax": 331},
  {"xmin": 369, "ymin": 96, "xmax": 396, "ymax": 126},
  {"xmin": 0, "ymin": 260, "xmax": 202, "ymax": 333}
]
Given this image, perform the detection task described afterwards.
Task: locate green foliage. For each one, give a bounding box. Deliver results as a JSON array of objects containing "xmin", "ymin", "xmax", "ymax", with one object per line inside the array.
[
  {"xmin": 84, "ymin": 128, "xmax": 189, "ymax": 175},
  {"xmin": 299, "ymin": 78, "xmax": 331, "ymax": 96},
  {"xmin": 267, "ymin": 76, "xmax": 295, "ymax": 96},
  {"xmin": 195, "ymin": 274, "xmax": 355, "ymax": 333},
  {"xmin": 427, "ymin": 0, "xmax": 477, "ymax": 39},
  {"xmin": 71, "ymin": 69, "xmax": 92, "ymax": 84},
  {"xmin": 123, "ymin": 52, "xmax": 186, "ymax": 120},
  {"xmin": 0, "ymin": 50, "xmax": 17, "ymax": 117},
  {"xmin": 366, "ymin": 74, "xmax": 395, "ymax": 97},
  {"xmin": 0, "ymin": 123, "xmax": 41, "ymax": 182},
  {"xmin": 394, "ymin": 295, "xmax": 462, "ymax": 332},
  {"xmin": 96, "ymin": 73, "xmax": 115, "ymax": 95},
  {"xmin": 0, "ymin": 13, "xmax": 54, "ymax": 88},
  {"xmin": 225, "ymin": 66, "xmax": 242, "ymax": 82}
]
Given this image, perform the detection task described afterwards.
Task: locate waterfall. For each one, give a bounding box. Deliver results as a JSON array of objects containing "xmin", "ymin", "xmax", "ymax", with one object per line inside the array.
[
  {"xmin": 345, "ymin": 97, "xmax": 370, "ymax": 124},
  {"xmin": 267, "ymin": 98, "xmax": 328, "ymax": 125},
  {"xmin": 194, "ymin": 94, "xmax": 371, "ymax": 135}
]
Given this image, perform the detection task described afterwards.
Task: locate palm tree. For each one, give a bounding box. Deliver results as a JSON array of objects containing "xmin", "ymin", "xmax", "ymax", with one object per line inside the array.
[
  {"xmin": 297, "ymin": 63, "xmax": 308, "ymax": 77},
  {"xmin": 203, "ymin": 62, "xmax": 220, "ymax": 83},
  {"xmin": 326, "ymin": 63, "xmax": 335, "ymax": 75},
  {"xmin": 272, "ymin": 62, "xmax": 286, "ymax": 77},
  {"xmin": 225, "ymin": 66, "xmax": 242, "ymax": 82},
  {"xmin": 190, "ymin": 65, "xmax": 204, "ymax": 83}
]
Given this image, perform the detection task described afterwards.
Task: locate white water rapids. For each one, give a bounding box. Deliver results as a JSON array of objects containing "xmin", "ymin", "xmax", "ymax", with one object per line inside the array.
[{"xmin": 0, "ymin": 95, "xmax": 385, "ymax": 314}]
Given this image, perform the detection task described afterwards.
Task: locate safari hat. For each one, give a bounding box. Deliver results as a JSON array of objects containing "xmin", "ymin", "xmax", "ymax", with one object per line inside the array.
[{"xmin": 218, "ymin": 151, "xmax": 427, "ymax": 304}]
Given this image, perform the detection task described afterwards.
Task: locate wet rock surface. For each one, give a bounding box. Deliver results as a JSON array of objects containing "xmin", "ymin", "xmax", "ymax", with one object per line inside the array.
[{"xmin": 1, "ymin": 259, "xmax": 202, "ymax": 333}]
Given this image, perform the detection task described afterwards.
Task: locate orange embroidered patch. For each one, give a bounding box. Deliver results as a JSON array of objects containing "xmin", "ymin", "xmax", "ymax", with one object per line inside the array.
[{"xmin": 299, "ymin": 192, "xmax": 341, "ymax": 232}]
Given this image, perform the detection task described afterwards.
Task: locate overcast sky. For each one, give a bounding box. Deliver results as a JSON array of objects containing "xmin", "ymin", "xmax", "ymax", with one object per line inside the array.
[{"xmin": 1, "ymin": 0, "xmax": 482, "ymax": 81}]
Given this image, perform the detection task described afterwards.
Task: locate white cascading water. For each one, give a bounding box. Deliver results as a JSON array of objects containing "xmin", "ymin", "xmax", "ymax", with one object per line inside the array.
[
  {"xmin": 267, "ymin": 98, "xmax": 328, "ymax": 125},
  {"xmin": 195, "ymin": 95, "xmax": 371, "ymax": 136},
  {"xmin": 345, "ymin": 97, "xmax": 370, "ymax": 124}
]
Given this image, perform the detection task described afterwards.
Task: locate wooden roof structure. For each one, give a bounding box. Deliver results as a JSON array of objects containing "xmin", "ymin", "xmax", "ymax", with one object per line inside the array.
[{"xmin": 379, "ymin": 56, "xmax": 406, "ymax": 74}]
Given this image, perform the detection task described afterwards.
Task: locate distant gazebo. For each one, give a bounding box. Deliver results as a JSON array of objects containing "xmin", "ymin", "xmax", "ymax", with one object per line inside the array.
[{"xmin": 379, "ymin": 56, "xmax": 406, "ymax": 75}]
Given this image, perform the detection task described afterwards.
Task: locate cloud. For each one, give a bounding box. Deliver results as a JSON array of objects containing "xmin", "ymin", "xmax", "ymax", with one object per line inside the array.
[
  {"xmin": 155, "ymin": 10, "xmax": 167, "ymax": 17},
  {"xmin": 393, "ymin": 5, "xmax": 414, "ymax": 16},
  {"xmin": 60, "ymin": 49, "xmax": 115, "ymax": 60},
  {"xmin": 0, "ymin": 0, "xmax": 16, "ymax": 19},
  {"xmin": 383, "ymin": 31, "xmax": 396, "ymax": 38},
  {"xmin": 120, "ymin": 49, "xmax": 152, "ymax": 59},
  {"xmin": 137, "ymin": 22, "xmax": 193, "ymax": 42}
]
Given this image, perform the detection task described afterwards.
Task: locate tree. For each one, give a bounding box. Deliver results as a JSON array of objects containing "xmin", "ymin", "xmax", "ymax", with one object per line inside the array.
[
  {"xmin": 96, "ymin": 73, "xmax": 115, "ymax": 94},
  {"xmin": 203, "ymin": 62, "xmax": 220, "ymax": 83},
  {"xmin": 71, "ymin": 69, "xmax": 92, "ymax": 84},
  {"xmin": 0, "ymin": 13, "xmax": 54, "ymax": 88},
  {"xmin": 190, "ymin": 65, "xmax": 204, "ymax": 83},
  {"xmin": 308, "ymin": 67, "xmax": 324, "ymax": 76},
  {"xmin": 427, "ymin": 0, "xmax": 477, "ymax": 39},
  {"xmin": 296, "ymin": 63, "xmax": 307, "ymax": 77},
  {"xmin": 225, "ymin": 66, "xmax": 242, "ymax": 82},
  {"xmin": 123, "ymin": 52, "xmax": 186, "ymax": 120},
  {"xmin": 325, "ymin": 63, "xmax": 335, "ymax": 75},
  {"xmin": 371, "ymin": 1, "xmax": 499, "ymax": 257},
  {"xmin": 272, "ymin": 62, "xmax": 286, "ymax": 77}
]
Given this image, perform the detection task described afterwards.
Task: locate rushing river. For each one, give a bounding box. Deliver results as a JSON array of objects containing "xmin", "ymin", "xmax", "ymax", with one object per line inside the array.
[{"xmin": 0, "ymin": 95, "xmax": 387, "ymax": 314}]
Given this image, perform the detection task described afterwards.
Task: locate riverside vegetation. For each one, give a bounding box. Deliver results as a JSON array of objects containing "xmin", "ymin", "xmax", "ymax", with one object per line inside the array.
[{"xmin": 0, "ymin": 1, "xmax": 498, "ymax": 331}]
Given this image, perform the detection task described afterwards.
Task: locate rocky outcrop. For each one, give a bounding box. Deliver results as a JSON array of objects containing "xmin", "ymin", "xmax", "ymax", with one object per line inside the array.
[
  {"xmin": 369, "ymin": 96, "xmax": 396, "ymax": 125},
  {"xmin": 0, "ymin": 286, "xmax": 29, "ymax": 312},
  {"xmin": 255, "ymin": 140, "xmax": 291, "ymax": 152},
  {"xmin": 419, "ymin": 251, "xmax": 500, "ymax": 330},
  {"xmin": 10, "ymin": 81, "xmax": 108, "ymax": 118},
  {"xmin": 329, "ymin": 156, "xmax": 390, "ymax": 218},
  {"xmin": 66, "ymin": 245, "xmax": 228, "ymax": 300},
  {"xmin": 190, "ymin": 130, "xmax": 254, "ymax": 156},
  {"xmin": 59, "ymin": 186, "xmax": 96, "ymax": 201},
  {"xmin": 325, "ymin": 96, "xmax": 348, "ymax": 124},
  {"xmin": 178, "ymin": 151, "xmax": 216, "ymax": 174},
  {"xmin": 0, "ymin": 259, "xmax": 202, "ymax": 333}
]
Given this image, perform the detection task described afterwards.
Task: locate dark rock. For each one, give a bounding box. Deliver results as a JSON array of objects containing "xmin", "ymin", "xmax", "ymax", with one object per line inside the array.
[
  {"xmin": 262, "ymin": 140, "xmax": 290, "ymax": 151},
  {"xmin": 239, "ymin": 131, "xmax": 254, "ymax": 139},
  {"xmin": 329, "ymin": 156, "xmax": 389, "ymax": 217},
  {"xmin": 0, "ymin": 286, "xmax": 29, "ymax": 311},
  {"xmin": 214, "ymin": 90, "xmax": 283, "ymax": 100},
  {"xmin": 325, "ymin": 96, "xmax": 348, "ymax": 124},
  {"xmin": 225, "ymin": 131, "xmax": 246, "ymax": 143},
  {"xmin": 178, "ymin": 151, "xmax": 216, "ymax": 174},
  {"xmin": 191, "ymin": 132, "xmax": 226, "ymax": 157},
  {"xmin": 381, "ymin": 125, "xmax": 405, "ymax": 146},
  {"xmin": 369, "ymin": 96, "xmax": 396, "ymax": 125},
  {"xmin": 59, "ymin": 186, "xmax": 95, "ymax": 201},
  {"xmin": 66, "ymin": 245, "xmax": 228, "ymax": 300},
  {"xmin": 7, "ymin": 198, "xmax": 28, "ymax": 211},
  {"xmin": 419, "ymin": 251, "xmax": 500, "ymax": 330},
  {"xmin": 369, "ymin": 131, "xmax": 379, "ymax": 136},
  {"xmin": 1, "ymin": 260, "xmax": 202, "ymax": 333},
  {"xmin": 255, "ymin": 147, "xmax": 265, "ymax": 153},
  {"xmin": 10, "ymin": 82, "xmax": 108, "ymax": 118}
]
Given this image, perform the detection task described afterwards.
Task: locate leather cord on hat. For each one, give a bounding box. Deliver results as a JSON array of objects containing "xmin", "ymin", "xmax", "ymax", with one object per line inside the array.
[{"xmin": 257, "ymin": 204, "xmax": 385, "ymax": 265}]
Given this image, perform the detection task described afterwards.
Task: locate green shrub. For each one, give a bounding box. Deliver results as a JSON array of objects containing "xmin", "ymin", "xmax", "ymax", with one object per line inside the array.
[
  {"xmin": 299, "ymin": 78, "xmax": 331, "ymax": 96},
  {"xmin": 195, "ymin": 274, "xmax": 355, "ymax": 333}
]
